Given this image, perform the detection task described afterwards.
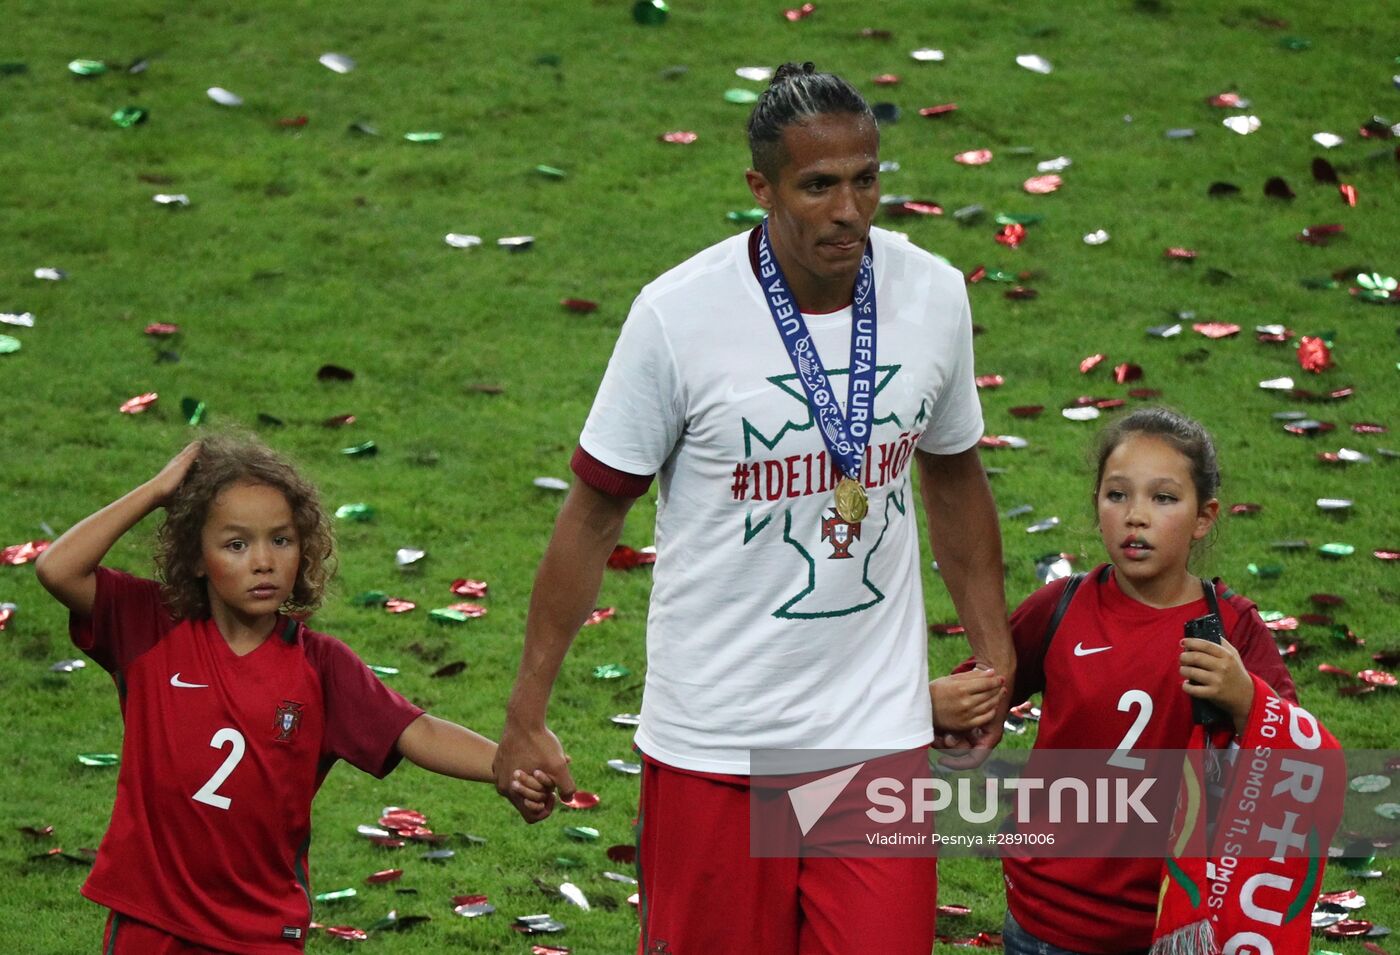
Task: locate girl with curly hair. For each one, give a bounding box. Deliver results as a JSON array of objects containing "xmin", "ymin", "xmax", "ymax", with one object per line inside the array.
[{"xmin": 36, "ymin": 436, "xmax": 551, "ymax": 954}]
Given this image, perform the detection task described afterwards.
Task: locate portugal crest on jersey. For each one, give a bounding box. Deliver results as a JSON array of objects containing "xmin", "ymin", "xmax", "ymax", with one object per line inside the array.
[{"xmin": 274, "ymin": 700, "xmax": 304, "ymax": 741}]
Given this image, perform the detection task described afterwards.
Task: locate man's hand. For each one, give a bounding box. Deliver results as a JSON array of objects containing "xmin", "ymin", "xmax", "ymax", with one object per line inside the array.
[{"xmin": 493, "ymin": 720, "xmax": 576, "ymax": 823}]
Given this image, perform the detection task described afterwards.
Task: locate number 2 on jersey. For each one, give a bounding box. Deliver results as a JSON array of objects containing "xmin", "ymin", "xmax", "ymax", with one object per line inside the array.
[
  {"xmin": 1106, "ymin": 690, "xmax": 1152, "ymax": 771},
  {"xmin": 192, "ymin": 728, "xmax": 246, "ymax": 810}
]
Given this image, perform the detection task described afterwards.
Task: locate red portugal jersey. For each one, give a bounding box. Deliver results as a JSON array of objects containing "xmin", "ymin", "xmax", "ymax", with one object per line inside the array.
[
  {"xmin": 71, "ymin": 568, "xmax": 424, "ymax": 953},
  {"xmin": 1002, "ymin": 565, "xmax": 1297, "ymax": 954}
]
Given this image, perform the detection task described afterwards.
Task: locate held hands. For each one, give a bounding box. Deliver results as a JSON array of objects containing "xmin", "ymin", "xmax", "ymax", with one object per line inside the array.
[
  {"xmin": 1179, "ymin": 636, "xmax": 1255, "ymax": 733},
  {"xmin": 147, "ymin": 441, "xmax": 202, "ymax": 505},
  {"xmin": 492, "ymin": 721, "xmax": 577, "ymax": 825},
  {"xmin": 932, "ymin": 664, "xmax": 1011, "ymax": 769}
]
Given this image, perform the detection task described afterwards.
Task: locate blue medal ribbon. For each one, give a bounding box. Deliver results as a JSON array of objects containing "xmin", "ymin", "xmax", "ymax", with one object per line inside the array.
[{"xmin": 755, "ymin": 218, "xmax": 877, "ymax": 482}]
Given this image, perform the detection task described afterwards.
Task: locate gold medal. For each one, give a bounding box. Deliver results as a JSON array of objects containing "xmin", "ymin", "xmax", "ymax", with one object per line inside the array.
[{"xmin": 833, "ymin": 476, "xmax": 869, "ymax": 523}]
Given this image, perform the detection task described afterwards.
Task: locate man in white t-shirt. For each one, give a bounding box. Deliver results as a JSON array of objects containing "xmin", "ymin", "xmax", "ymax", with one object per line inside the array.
[{"xmin": 496, "ymin": 62, "xmax": 1015, "ymax": 954}]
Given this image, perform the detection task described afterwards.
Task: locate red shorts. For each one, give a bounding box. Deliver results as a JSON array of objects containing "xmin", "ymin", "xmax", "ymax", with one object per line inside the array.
[
  {"xmin": 103, "ymin": 912, "xmax": 233, "ymax": 954},
  {"xmin": 637, "ymin": 752, "xmax": 938, "ymax": 955}
]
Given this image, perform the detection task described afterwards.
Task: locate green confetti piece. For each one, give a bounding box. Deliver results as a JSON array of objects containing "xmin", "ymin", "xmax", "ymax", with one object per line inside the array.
[
  {"xmin": 68, "ymin": 58, "xmax": 107, "ymax": 76},
  {"xmin": 352, "ymin": 590, "xmax": 389, "ymax": 607},
  {"xmin": 724, "ymin": 88, "xmax": 759, "ymax": 105},
  {"xmin": 1318, "ymin": 542, "xmax": 1354, "ymax": 558},
  {"xmin": 315, "ymin": 887, "xmax": 357, "ymax": 902},
  {"xmin": 1257, "ymin": 610, "xmax": 1287, "ymax": 623},
  {"xmin": 111, "ymin": 106, "xmax": 147, "ymax": 128},
  {"xmin": 1279, "ymin": 36, "xmax": 1311, "ymax": 51},
  {"xmin": 77, "ymin": 753, "xmax": 120, "ymax": 767},
  {"xmin": 1358, "ymin": 272, "xmax": 1397, "ymax": 292},
  {"xmin": 554, "ymin": 856, "xmax": 582, "ymax": 868},
  {"xmin": 0, "ymin": 334, "xmax": 20, "ymax": 355},
  {"xmin": 403, "ymin": 131, "xmax": 442, "ymax": 143},
  {"xmin": 367, "ymin": 664, "xmax": 399, "ymax": 677},
  {"xmin": 593, "ymin": 663, "xmax": 630, "ymax": 679},
  {"xmin": 335, "ymin": 503, "xmax": 375, "ymax": 522},
  {"xmin": 342, "ymin": 440, "xmax": 377, "ymax": 457},
  {"xmin": 984, "ymin": 269, "xmax": 1018, "ymax": 283},
  {"xmin": 0, "ymin": 63, "xmax": 29, "ymax": 75},
  {"xmin": 1246, "ymin": 563, "xmax": 1283, "ymax": 579},
  {"xmin": 726, "ymin": 208, "xmax": 765, "ymax": 224},
  {"xmin": 1376, "ymin": 803, "xmax": 1400, "ymax": 820},
  {"xmin": 994, "ymin": 212, "xmax": 1044, "ymax": 226},
  {"xmin": 632, "ymin": 0, "xmax": 669, "ymax": 25},
  {"xmin": 181, "ymin": 397, "xmax": 206, "ymax": 425},
  {"xmin": 430, "ymin": 608, "xmax": 469, "ymax": 624},
  {"xmin": 534, "ymin": 164, "xmax": 566, "ymax": 178},
  {"xmin": 563, "ymin": 826, "xmax": 599, "ymax": 842}
]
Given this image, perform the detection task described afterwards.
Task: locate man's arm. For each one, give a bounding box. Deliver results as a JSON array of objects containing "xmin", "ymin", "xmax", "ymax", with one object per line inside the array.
[
  {"xmin": 915, "ymin": 446, "xmax": 1014, "ymax": 766},
  {"xmin": 494, "ymin": 480, "xmax": 635, "ymax": 811}
]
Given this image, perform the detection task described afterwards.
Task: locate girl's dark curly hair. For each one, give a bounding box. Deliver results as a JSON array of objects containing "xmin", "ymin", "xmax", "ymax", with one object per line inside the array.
[{"xmin": 155, "ymin": 435, "xmax": 335, "ymax": 620}]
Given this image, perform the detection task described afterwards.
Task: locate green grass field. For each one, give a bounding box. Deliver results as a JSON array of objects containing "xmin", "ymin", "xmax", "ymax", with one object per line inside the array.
[{"xmin": 2, "ymin": 0, "xmax": 1396, "ymax": 950}]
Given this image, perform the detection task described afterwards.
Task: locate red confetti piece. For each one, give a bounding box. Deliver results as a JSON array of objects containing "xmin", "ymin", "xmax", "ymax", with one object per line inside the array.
[
  {"xmin": 532, "ymin": 947, "xmax": 572, "ymax": 955},
  {"xmin": 1164, "ymin": 247, "xmax": 1197, "ymax": 260},
  {"xmin": 364, "ymin": 868, "xmax": 403, "ymax": 884},
  {"xmin": 1317, "ymin": 663, "xmax": 1353, "ymax": 677},
  {"xmin": 1193, "ymin": 322, "xmax": 1240, "ymax": 339},
  {"xmin": 277, "ymin": 116, "xmax": 308, "ymax": 128},
  {"xmin": 1264, "ymin": 617, "xmax": 1299, "ymax": 632},
  {"xmin": 1312, "ymin": 157, "xmax": 1339, "ymax": 183},
  {"xmin": 452, "ymin": 894, "xmax": 489, "ymax": 907},
  {"xmin": 324, "ymin": 926, "xmax": 368, "ymax": 941},
  {"xmin": 974, "ymin": 374, "xmax": 1004, "ymax": 389},
  {"xmin": 1297, "ymin": 223, "xmax": 1343, "ymax": 244},
  {"xmin": 1256, "ymin": 328, "xmax": 1293, "ymax": 343},
  {"xmin": 919, "ymin": 103, "xmax": 958, "ymax": 117},
  {"xmin": 1113, "ymin": 363, "xmax": 1142, "ymax": 384},
  {"xmin": 783, "ymin": 2, "xmax": 815, "ymax": 20},
  {"xmin": 872, "ymin": 73, "xmax": 900, "ymax": 85},
  {"xmin": 367, "ymin": 836, "xmax": 406, "ymax": 848},
  {"xmin": 1128, "ymin": 388, "xmax": 1162, "ymax": 399},
  {"xmin": 1004, "ymin": 286, "xmax": 1037, "ymax": 300},
  {"xmin": 585, "ymin": 607, "xmax": 616, "ymax": 626},
  {"xmin": 1324, "ymin": 920, "xmax": 1375, "ymax": 939},
  {"xmin": 1309, "ymin": 593, "xmax": 1344, "ymax": 606},
  {"xmin": 18, "ymin": 825, "xmax": 54, "ymax": 838},
  {"xmin": 1297, "ymin": 336, "xmax": 1332, "ymax": 373},
  {"xmin": 1229, "ymin": 503, "xmax": 1261, "ymax": 515},
  {"xmin": 1095, "ymin": 397, "xmax": 1127, "ymax": 410},
  {"xmin": 380, "ymin": 808, "xmax": 426, "ymax": 826},
  {"xmin": 561, "ymin": 298, "xmax": 598, "ymax": 313},
  {"xmin": 1071, "ymin": 395, "xmax": 1103, "ymax": 407},
  {"xmin": 659, "ymin": 131, "xmax": 697, "ymax": 144},
  {"xmin": 1375, "ymin": 549, "xmax": 1400, "ymax": 561},
  {"xmin": 607, "ymin": 844, "xmax": 637, "ymax": 864},
  {"xmin": 1376, "ymin": 649, "xmax": 1400, "ymax": 666},
  {"xmin": 144, "ymin": 322, "xmax": 179, "ymax": 336},
  {"xmin": 384, "ymin": 599, "xmax": 416, "ymax": 614},
  {"xmin": 317, "ymin": 364, "xmax": 355, "ymax": 381},
  {"xmin": 954, "ymin": 149, "xmax": 993, "ymax": 165},
  {"xmin": 995, "ymin": 223, "xmax": 1026, "ymax": 247},
  {"xmin": 1361, "ymin": 942, "xmax": 1389, "ymax": 955},
  {"xmin": 965, "ymin": 265, "xmax": 987, "ymax": 283},
  {"xmin": 1263, "ymin": 177, "xmax": 1295, "ymax": 199},
  {"xmin": 1, "ymin": 540, "xmax": 49, "ymax": 565},
  {"xmin": 1318, "ymin": 889, "xmax": 1361, "ymax": 905},
  {"xmin": 1298, "ymin": 614, "xmax": 1334, "ymax": 627},
  {"xmin": 1339, "ymin": 183, "xmax": 1358, "ymax": 206},
  {"xmin": 119, "ymin": 391, "xmax": 159, "ymax": 414},
  {"xmin": 884, "ymin": 200, "xmax": 943, "ymax": 217},
  {"xmin": 1351, "ymin": 422, "xmax": 1387, "ymax": 434},
  {"xmin": 1009, "ymin": 405, "xmax": 1044, "ymax": 418},
  {"xmin": 1207, "ymin": 91, "xmax": 1246, "ymax": 108},
  {"xmin": 322, "ymin": 413, "xmax": 356, "ymax": 427},
  {"xmin": 450, "ymin": 578, "xmax": 488, "ymax": 597},
  {"xmin": 1023, "ymin": 174, "xmax": 1061, "ymax": 194},
  {"xmin": 607, "ymin": 545, "xmax": 656, "ymax": 569},
  {"xmin": 431, "ymin": 661, "xmax": 467, "ymax": 678},
  {"xmin": 978, "ymin": 435, "xmax": 1012, "ymax": 449},
  {"xmin": 445, "ymin": 602, "xmax": 487, "ymax": 617},
  {"xmin": 1328, "ymin": 386, "xmax": 1354, "ymax": 400},
  {"xmin": 929, "ymin": 623, "xmax": 966, "ymax": 636},
  {"xmin": 1358, "ymin": 669, "xmax": 1397, "ymax": 687},
  {"xmin": 938, "ymin": 904, "xmax": 973, "ymax": 917},
  {"xmin": 562, "ymin": 791, "xmax": 600, "ymax": 810}
]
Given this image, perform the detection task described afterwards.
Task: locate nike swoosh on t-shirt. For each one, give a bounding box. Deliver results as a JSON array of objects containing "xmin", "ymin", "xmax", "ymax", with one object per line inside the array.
[
  {"xmin": 1072, "ymin": 643, "xmax": 1112, "ymax": 657},
  {"xmin": 169, "ymin": 672, "xmax": 209, "ymax": 688}
]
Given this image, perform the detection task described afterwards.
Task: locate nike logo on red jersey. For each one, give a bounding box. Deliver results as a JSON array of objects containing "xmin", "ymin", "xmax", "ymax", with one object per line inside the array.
[
  {"xmin": 1072, "ymin": 642, "xmax": 1112, "ymax": 657},
  {"xmin": 170, "ymin": 672, "xmax": 209, "ymax": 688}
]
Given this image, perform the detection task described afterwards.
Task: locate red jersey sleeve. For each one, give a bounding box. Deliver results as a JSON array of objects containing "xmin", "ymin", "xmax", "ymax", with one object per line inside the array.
[
  {"xmin": 570, "ymin": 446, "xmax": 654, "ymax": 498},
  {"xmin": 1006, "ymin": 576, "xmax": 1076, "ymax": 704},
  {"xmin": 304, "ymin": 631, "xmax": 425, "ymax": 778},
  {"xmin": 1221, "ymin": 584, "xmax": 1298, "ymax": 703},
  {"xmin": 68, "ymin": 566, "xmax": 172, "ymax": 674}
]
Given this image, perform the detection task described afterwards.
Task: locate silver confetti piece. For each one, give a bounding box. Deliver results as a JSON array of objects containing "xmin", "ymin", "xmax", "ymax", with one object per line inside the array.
[
  {"xmin": 1062, "ymin": 407, "xmax": 1101, "ymax": 421},
  {"xmin": 559, "ymin": 882, "xmax": 590, "ymax": 911},
  {"xmin": 1222, "ymin": 115, "xmax": 1260, "ymax": 135},
  {"xmin": 206, "ymin": 86, "xmax": 243, "ymax": 106},
  {"xmin": 1015, "ymin": 54, "xmax": 1052, "ymax": 74},
  {"xmin": 533, "ymin": 477, "xmax": 569, "ymax": 491},
  {"xmin": 1026, "ymin": 517, "xmax": 1061, "ymax": 534},
  {"xmin": 444, "ymin": 233, "xmax": 481, "ymax": 248},
  {"xmin": 910, "ymin": 48, "xmax": 945, "ymax": 62},
  {"xmin": 319, "ymin": 52, "xmax": 356, "ymax": 73},
  {"xmin": 34, "ymin": 267, "xmax": 66, "ymax": 281},
  {"xmin": 395, "ymin": 547, "xmax": 426, "ymax": 567}
]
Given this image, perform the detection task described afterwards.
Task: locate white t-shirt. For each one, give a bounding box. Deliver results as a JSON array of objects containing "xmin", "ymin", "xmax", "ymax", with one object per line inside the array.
[{"xmin": 579, "ymin": 226, "xmax": 984, "ymax": 773}]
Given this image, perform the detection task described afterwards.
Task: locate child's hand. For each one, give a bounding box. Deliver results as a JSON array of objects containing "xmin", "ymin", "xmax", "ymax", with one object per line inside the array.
[
  {"xmin": 509, "ymin": 769, "xmax": 557, "ymax": 824},
  {"xmin": 148, "ymin": 442, "xmax": 202, "ymax": 505},
  {"xmin": 1180, "ymin": 636, "xmax": 1255, "ymax": 733},
  {"xmin": 930, "ymin": 667, "xmax": 1004, "ymax": 734}
]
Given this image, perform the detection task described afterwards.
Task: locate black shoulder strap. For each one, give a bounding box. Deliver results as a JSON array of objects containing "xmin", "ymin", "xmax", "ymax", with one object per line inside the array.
[{"xmin": 1040, "ymin": 572, "xmax": 1087, "ymax": 657}]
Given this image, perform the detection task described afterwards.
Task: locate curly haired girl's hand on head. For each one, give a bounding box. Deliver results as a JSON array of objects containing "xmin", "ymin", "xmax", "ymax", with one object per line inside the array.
[
  {"xmin": 146, "ymin": 441, "xmax": 202, "ymax": 504},
  {"xmin": 1179, "ymin": 636, "xmax": 1255, "ymax": 734}
]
